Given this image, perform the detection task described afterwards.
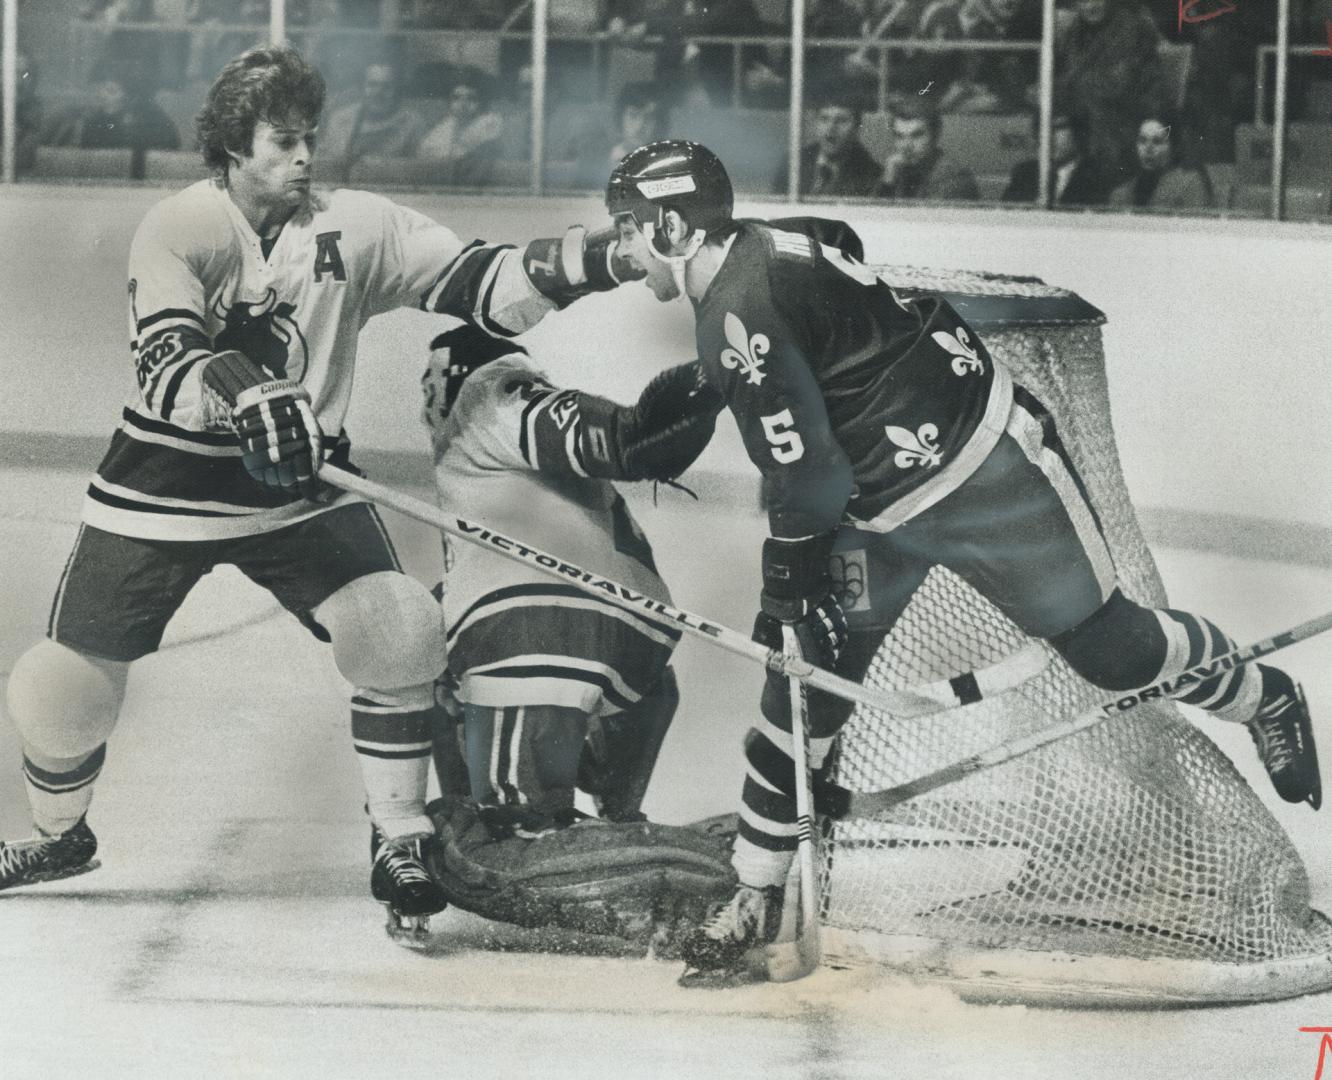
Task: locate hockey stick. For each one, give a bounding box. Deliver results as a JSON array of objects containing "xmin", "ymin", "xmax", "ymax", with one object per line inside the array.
[
  {"xmin": 830, "ymin": 607, "xmax": 1332, "ymax": 820},
  {"xmin": 318, "ymin": 464, "xmax": 1041, "ymax": 717},
  {"xmin": 764, "ymin": 626, "xmax": 823, "ymax": 982}
]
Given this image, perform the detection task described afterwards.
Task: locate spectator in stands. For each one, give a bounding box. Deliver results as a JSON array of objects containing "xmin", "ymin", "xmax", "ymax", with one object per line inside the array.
[
  {"xmin": 777, "ymin": 93, "xmax": 882, "ymax": 197},
  {"xmin": 320, "ymin": 61, "xmax": 426, "ymax": 167},
  {"xmin": 418, "ymin": 68, "xmax": 506, "ymax": 187},
  {"xmin": 185, "ymin": 0, "xmax": 276, "ymax": 82},
  {"xmin": 907, "ymin": 0, "xmax": 1034, "ymax": 113},
  {"xmin": 875, "ymin": 98, "xmax": 980, "ymax": 200},
  {"xmin": 1054, "ymin": 0, "xmax": 1165, "ymax": 184},
  {"xmin": 857, "ymin": 0, "xmax": 937, "ymax": 97},
  {"xmin": 607, "ymin": 81, "xmax": 665, "ymax": 163},
  {"xmin": 1002, "ymin": 110, "xmax": 1110, "ymax": 205},
  {"xmin": 759, "ymin": 0, "xmax": 877, "ymax": 109},
  {"xmin": 42, "ymin": 73, "xmax": 179, "ymax": 153},
  {"xmin": 564, "ymin": 80, "xmax": 666, "ymax": 187},
  {"xmin": 1, "ymin": 51, "xmax": 42, "ymax": 173},
  {"xmin": 1178, "ymin": 3, "xmax": 1279, "ymax": 163},
  {"xmin": 607, "ymin": 0, "xmax": 769, "ymax": 109},
  {"xmin": 77, "ymin": 0, "xmax": 155, "ymax": 21},
  {"xmin": 1108, "ymin": 114, "xmax": 1215, "ymax": 210},
  {"xmin": 401, "ymin": 0, "xmax": 508, "ymax": 28},
  {"xmin": 79, "ymin": 0, "xmax": 171, "ymax": 93}
]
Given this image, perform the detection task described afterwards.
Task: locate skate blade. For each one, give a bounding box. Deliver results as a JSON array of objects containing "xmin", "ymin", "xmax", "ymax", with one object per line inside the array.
[
  {"xmin": 382, "ymin": 908, "xmax": 432, "ymax": 949},
  {"xmin": 0, "ymin": 858, "xmax": 102, "ymax": 893}
]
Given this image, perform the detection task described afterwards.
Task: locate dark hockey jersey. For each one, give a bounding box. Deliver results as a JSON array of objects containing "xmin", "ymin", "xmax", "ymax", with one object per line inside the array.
[{"xmin": 694, "ymin": 221, "xmax": 1013, "ymax": 539}]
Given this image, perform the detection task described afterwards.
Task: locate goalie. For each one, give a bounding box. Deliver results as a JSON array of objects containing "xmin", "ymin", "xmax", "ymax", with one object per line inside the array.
[{"xmin": 415, "ymin": 324, "xmax": 736, "ymax": 943}]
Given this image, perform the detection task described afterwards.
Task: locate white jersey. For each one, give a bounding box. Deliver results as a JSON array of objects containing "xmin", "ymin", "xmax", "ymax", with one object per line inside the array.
[
  {"xmin": 85, "ymin": 177, "xmax": 558, "ymax": 541},
  {"xmin": 426, "ymin": 353, "xmax": 679, "ymax": 716}
]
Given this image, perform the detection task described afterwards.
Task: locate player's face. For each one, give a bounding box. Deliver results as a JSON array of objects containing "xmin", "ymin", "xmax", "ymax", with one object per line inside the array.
[
  {"xmin": 229, "ymin": 118, "xmax": 317, "ymax": 216},
  {"xmin": 614, "ymin": 216, "xmax": 681, "ymax": 302}
]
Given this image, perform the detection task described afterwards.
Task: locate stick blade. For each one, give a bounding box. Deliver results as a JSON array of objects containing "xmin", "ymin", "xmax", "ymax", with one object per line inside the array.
[{"xmin": 763, "ymin": 853, "xmax": 822, "ymax": 982}]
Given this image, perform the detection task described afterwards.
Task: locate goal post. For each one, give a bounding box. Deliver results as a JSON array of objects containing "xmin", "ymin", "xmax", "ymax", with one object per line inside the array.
[{"xmin": 818, "ymin": 267, "xmax": 1332, "ymax": 1006}]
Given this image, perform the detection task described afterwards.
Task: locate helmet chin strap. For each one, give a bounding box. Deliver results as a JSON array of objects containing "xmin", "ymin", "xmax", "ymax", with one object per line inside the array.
[{"xmin": 642, "ymin": 221, "xmax": 706, "ymax": 300}]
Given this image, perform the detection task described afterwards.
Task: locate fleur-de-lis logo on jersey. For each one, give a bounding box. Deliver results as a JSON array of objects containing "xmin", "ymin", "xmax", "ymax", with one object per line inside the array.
[
  {"xmin": 719, "ymin": 312, "xmax": 769, "ymax": 386},
  {"xmin": 886, "ymin": 423, "xmax": 944, "ymax": 468},
  {"xmin": 931, "ymin": 326, "xmax": 984, "ymax": 377}
]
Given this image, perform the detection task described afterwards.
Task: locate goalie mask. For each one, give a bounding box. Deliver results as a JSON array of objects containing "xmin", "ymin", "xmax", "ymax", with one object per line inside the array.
[{"xmin": 422, "ymin": 324, "xmax": 527, "ymax": 430}]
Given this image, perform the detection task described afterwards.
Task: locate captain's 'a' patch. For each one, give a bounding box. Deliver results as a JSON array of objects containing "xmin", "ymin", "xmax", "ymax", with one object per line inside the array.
[{"xmin": 762, "ymin": 226, "xmax": 815, "ymax": 264}]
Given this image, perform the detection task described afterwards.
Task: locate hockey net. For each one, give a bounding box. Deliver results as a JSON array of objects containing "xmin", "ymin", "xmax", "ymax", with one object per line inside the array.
[{"xmin": 819, "ymin": 267, "xmax": 1332, "ymax": 1006}]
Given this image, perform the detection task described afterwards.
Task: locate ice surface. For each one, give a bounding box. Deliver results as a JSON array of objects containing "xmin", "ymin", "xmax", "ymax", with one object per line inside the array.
[{"xmin": 2, "ymin": 468, "xmax": 1329, "ymax": 1080}]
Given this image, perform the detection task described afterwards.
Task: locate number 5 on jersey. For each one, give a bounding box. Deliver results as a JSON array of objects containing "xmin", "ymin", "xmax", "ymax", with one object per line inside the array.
[{"xmin": 762, "ymin": 409, "xmax": 805, "ymax": 463}]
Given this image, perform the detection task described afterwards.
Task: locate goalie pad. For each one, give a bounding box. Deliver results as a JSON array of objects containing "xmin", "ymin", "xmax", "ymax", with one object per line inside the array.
[{"xmin": 427, "ymin": 800, "xmax": 736, "ymax": 952}]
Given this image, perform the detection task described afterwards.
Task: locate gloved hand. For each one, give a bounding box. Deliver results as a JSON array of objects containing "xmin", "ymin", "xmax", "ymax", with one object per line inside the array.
[
  {"xmin": 201, "ymin": 349, "xmax": 324, "ymax": 500},
  {"xmin": 522, "ymin": 224, "xmax": 646, "ymax": 308}
]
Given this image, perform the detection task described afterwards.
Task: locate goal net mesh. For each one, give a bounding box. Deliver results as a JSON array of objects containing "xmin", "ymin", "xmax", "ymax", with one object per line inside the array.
[{"xmin": 819, "ymin": 267, "xmax": 1332, "ymax": 1005}]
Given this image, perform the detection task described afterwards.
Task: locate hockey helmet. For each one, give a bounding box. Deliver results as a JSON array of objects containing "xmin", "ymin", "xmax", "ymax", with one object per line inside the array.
[{"xmin": 606, "ymin": 140, "xmax": 734, "ymax": 242}]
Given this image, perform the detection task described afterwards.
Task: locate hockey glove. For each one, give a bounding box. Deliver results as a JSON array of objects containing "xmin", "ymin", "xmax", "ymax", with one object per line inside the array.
[
  {"xmin": 522, "ymin": 224, "xmax": 645, "ymax": 308},
  {"xmin": 201, "ymin": 350, "xmax": 324, "ymax": 501},
  {"xmin": 752, "ymin": 593, "xmax": 846, "ymax": 733},
  {"xmin": 755, "ymin": 528, "xmax": 846, "ymax": 661},
  {"xmin": 577, "ymin": 362, "xmax": 723, "ymax": 482}
]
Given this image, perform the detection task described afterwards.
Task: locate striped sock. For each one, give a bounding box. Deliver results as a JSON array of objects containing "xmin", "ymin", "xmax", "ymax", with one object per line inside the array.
[
  {"xmin": 351, "ymin": 685, "xmax": 435, "ymax": 839},
  {"xmin": 23, "ymin": 743, "xmax": 105, "ymax": 835},
  {"xmin": 731, "ymin": 720, "xmax": 835, "ymax": 889},
  {"xmin": 1156, "ymin": 609, "xmax": 1263, "ymax": 723}
]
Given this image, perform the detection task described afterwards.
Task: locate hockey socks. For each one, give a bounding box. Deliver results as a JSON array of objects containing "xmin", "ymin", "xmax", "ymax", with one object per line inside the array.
[
  {"xmin": 23, "ymin": 743, "xmax": 105, "ymax": 836},
  {"xmin": 733, "ymin": 719, "xmax": 835, "ymax": 889},
  {"xmin": 1154, "ymin": 609, "xmax": 1262, "ymax": 723},
  {"xmin": 1053, "ymin": 592, "xmax": 1261, "ymax": 725},
  {"xmin": 351, "ymin": 687, "xmax": 435, "ymax": 839}
]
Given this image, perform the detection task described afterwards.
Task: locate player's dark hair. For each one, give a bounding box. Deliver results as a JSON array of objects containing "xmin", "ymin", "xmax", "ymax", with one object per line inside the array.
[{"xmin": 196, "ymin": 45, "xmax": 326, "ymax": 174}]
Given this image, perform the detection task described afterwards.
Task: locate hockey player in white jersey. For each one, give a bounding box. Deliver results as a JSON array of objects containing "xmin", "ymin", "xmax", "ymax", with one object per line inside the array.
[
  {"xmin": 423, "ymin": 324, "xmax": 709, "ymax": 831},
  {"xmin": 0, "ymin": 45, "xmax": 640, "ymax": 941},
  {"xmin": 415, "ymin": 323, "xmax": 736, "ymax": 939}
]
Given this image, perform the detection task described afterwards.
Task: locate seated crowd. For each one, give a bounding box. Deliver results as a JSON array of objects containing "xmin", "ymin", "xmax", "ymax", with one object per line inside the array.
[{"xmin": 5, "ymin": 0, "xmax": 1328, "ymax": 213}]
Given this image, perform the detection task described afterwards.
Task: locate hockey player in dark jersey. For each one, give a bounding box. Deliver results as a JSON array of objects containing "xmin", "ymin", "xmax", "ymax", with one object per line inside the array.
[{"xmin": 603, "ymin": 140, "xmax": 1323, "ymax": 980}]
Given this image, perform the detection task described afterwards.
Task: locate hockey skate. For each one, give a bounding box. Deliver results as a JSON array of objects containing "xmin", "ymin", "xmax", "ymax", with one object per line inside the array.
[
  {"xmin": 369, "ymin": 826, "xmax": 447, "ymax": 946},
  {"xmin": 0, "ymin": 816, "xmax": 100, "ymax": 892},
  {"xmin": 678, "ymin": 883, "xmax": 784, "ymax": 987},
  {"xmin": 1247, "ymin": 668, "xmax": 1322, "ymax": 809}
]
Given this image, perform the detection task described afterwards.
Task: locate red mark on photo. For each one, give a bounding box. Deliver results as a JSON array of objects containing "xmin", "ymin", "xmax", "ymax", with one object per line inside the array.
[
  {"xmin": 1299, "ymin": 1028, "xmax": 1332, "ymax": 1079},
  {"xmin": 1178, "ymin": 0, "xmax": 1237, "ymax": 31},
  {"xmin": 1315, "ymin": 19, "xmax": 1332, "ymax": 56}
]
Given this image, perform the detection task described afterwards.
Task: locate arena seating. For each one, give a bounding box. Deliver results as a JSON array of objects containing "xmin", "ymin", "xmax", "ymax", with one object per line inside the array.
[{"xmin": 31, "ymin": 146, "xmax": 134, "ymax": 180}]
